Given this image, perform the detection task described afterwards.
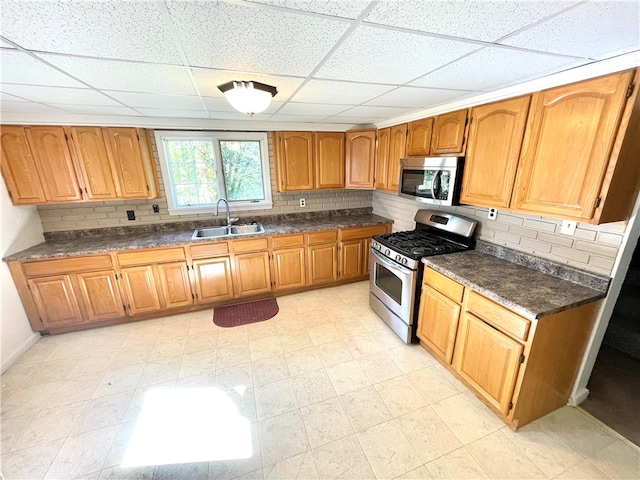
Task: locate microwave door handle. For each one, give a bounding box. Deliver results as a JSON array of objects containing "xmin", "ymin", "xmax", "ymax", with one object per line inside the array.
[{"xmin": 430, "ymin": 171, "xmax": 441, "ymax": 200}]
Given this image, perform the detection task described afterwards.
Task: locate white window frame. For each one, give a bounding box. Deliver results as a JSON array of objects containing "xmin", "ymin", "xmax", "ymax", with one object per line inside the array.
[{"xmin": 154, "ymin": 130, "xmax": 272, "ymax": 215}]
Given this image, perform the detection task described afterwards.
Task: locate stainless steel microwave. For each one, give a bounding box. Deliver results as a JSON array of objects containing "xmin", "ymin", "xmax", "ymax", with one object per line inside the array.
[{"xmin": 398, "ymin": 157, "xmax": 464, "ymax": 206}]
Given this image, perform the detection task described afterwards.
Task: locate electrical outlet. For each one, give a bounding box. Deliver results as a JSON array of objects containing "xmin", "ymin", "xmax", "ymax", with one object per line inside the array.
[
  {"xmin": 487, "ymin": 208, "xmax": 497, "ymax": 221},
  {"xmin": 152, "ymin": 204, "xmax": 160, "ymax": 214},
  {"xmin": 126, "ymin": 210, "xmax": 135, "ymax": 221},
  {"xmin": 299, "ymin": 198, "xmax": 306, "ymax": 208},
  {"xmin": 560, "ymin": 220, "xmax": 577, "ymax": 235}
]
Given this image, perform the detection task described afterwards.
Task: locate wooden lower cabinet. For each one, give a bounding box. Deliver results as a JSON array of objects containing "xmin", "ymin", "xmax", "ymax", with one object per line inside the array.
[
  {"xmin": 191, "ymin": 257, "xmax": 234, "ymax": 303},
  {"xmin": 307, "ymin": 243, "xmax": 338, "ymax": 285},
  {"xmin": 272, "ymin": 247, "xmax": 306, "ymax": 291},
  {"xmin": 156, "ymin": 261, "xmax": 193, "ymax": 309},
  {"xmin": 339, "ymin": 239, "xmax": 363, "ymax": 279},
  {"xmin": 27, "ymin": 275, "xmax": 83, "ymax": 327},
  {"xmin": 120, "ymin": 265, "xmax": 162, "ymax": 315},
  {"xmin": 76, "ymin": 270, "xmax": 125, "ymax": 321},
  {"xmin": 416, "ymin": 285, "xmax": 460, "ymax": 364},
  {"xmin": 234, "ymin": 251, "xmax": 272, "ymax": 297}
]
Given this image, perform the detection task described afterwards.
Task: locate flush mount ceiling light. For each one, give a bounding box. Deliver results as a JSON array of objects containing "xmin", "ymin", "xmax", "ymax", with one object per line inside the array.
[{"xmin": 217, "ymin": 80, "xmax": 278, "ymax": 116}]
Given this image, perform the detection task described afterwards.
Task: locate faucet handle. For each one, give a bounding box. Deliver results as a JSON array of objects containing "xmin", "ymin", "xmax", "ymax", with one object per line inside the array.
[{"xmin": 229, "ymin": 217, "xmax": 240, "ymax": 225}]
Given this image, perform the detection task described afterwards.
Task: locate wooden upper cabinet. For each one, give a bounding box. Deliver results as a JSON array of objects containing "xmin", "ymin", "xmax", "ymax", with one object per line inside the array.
[
  {"xmin": 26, "ymin": 126, "xmax": 83, "ymax": 202},
  {"xmin": 0, "ymin": 126, "xmax": 46, "ymax": 204},
  {"xmin": 512, "ymin": 71, "xmax": 634, "ymax": 221},
  {"xmin": 387, "ymin": 124, "xmax": 408, "ymax": 193},
  {"xmin": 461, "ymin": 96, "xmax": 531, "ymax": 208},
  {"xmin": 375, "ymin": 127, "xmax": 391, "ymax": 191},
  {"xmin": 314, "ymin": 132, "xmax": 345, "ymax": 189},
  {"xmin": 407, "ymin": 118, "xmax": 433, "ymax": 156},
  {"xmin": 70, "ymin": 127, "xmax": 118, "ymax": 200},
  {"xmin": 274, "ymin": 131, "xmax": 314, "ymax": 191},
  {"xmin": 431, "ymin": 109, "xmax": 468, "ymax": 155},
  {"xmin": 104, "ymin": 128, "xmax": 154, "ymax": 198},
  {"xmin": 345, "ymin": 130, "xmax": 376, "ymax": 189}
]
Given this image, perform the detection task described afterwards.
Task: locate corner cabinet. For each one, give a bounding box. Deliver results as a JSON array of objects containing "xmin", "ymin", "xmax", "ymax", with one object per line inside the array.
[
  {"xmin": 417, "ymin": 266, "xmax": 600, "ymax": 429},
  {"xmin": 345, "ymin": 130, "xmax": 376, "ymax": 189}
]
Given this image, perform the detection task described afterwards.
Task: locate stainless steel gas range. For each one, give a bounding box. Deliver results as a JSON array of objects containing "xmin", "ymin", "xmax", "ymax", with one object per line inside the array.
[{"xmin": 369, "ymin": 210, "xmax": 477, "ymax": 343}]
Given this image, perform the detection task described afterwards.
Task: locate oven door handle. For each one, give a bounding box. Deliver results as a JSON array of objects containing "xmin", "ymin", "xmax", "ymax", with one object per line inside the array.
[{"xmin": 371, "ymin": 248, "xmax": 414, "ymax": 276}]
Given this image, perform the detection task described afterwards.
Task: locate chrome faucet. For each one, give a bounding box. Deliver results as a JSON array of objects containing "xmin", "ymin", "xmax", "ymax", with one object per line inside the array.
[{"xmin": 215, "ymin": 198, "xmax": 238, "ymax": 228}]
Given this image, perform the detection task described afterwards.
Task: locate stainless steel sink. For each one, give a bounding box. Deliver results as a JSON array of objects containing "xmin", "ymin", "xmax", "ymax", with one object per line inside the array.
[{"xmin": 192, "ymin": 223, "xmax": 264, "ymax": 240}]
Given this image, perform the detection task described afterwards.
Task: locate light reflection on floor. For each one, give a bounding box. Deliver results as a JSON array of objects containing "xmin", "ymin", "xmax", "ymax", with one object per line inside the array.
[{"xmin": 121, "ymin": 386, "xmax": 252, "ymax": 467}]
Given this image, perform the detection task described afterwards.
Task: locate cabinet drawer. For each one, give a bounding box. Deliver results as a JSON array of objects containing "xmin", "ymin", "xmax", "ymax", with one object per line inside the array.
[
  {"xmin": 117, "ymin": 247, "xmax": 185, "ymax": 266},
  {"xmin": 423, "ymin": 268, "xmax": 464, "ymax": 303},
  {"xmin": 233, "ymin": 238, "xmax": 269, "ymax": 253},
  {"xmin": 190, "ymin": 242, "xmax": 229, "ymax": 259},
  {"xmin": 307, "ymin": 230, "xmax": 338, "ymax": 244},
  {"xmin": 22, "ymin": 255, "xmax": 112, "ymax": 277},
  {"xmin": 467, "ymin": 291, "xmax": 531, "ymax": 341},
  {"xmin": 271, "ymin": 234, "xmax": 305, "ymax": 249},
  {"xmin": 340, "ymin": 224, "xmax": 389, "ymax": 241}
]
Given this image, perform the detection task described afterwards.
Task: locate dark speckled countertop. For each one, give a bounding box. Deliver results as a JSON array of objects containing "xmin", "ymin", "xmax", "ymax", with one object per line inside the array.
[
  {"xmin": 4, "ymin": 212, "xmax": 392, "ymax": 262},
  {"xmin": 423, "ymin": 249, "xmax": 608, "ymax": 320}
]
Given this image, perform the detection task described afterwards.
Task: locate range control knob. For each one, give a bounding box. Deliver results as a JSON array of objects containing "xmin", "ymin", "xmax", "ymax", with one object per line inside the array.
[
  {"xmin": 385, "ymin": 249, "xmax": 390, "ymax": 256},
  {"xmin": 402, "ymin": 258, "xmax": 408, "ymax": 265},
  {"xmin": 395, "ymin": 255, "xmax": 401, "ymax": 262}
]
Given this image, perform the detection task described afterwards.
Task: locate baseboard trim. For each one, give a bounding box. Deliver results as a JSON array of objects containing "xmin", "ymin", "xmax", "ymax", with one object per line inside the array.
[
  {"xmin": 569, "ymin": 387, "xmax": 590, "ymax": 406},
  {"xmin": 1, "ymin": 332, "xmax": 40, "ymax": 374}
]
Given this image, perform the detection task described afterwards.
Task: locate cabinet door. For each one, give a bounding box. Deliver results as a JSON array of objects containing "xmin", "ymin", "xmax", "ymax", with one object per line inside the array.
[
  {"xmin": 192, "ymin": 257, "xmax": 234, "ymax": 303},
  {"xmin": 363, "ymin": 238, "xmax": 373, "ymax": 276},
  {"xmin": 461, "ymin": 97, "xmax": 531, "ymax": 208},
  {"xmin": 28, "ymin": 275, "xmax": 82, "ymax": 327},
  {"xmin": 407, "ymin": 118, "xmax": 433, "ymax": 156},
  {"xmin": 431, "ymin": 109, "xmax": 468, "ymax": 155},
  {"xmin": 512, "ymin": 72, "xmax": 633, "ymax": 220},
  {"xmin": 455, "ymin": 312, "xmax": 523, "ymax": 415},
  {"xmin": 375, "ymin": 128, "xmax": 390, "ymax": 191},
  {"xmin": 275, "ymin": 131, "xmax": 314, "ymax": 191},
  {"xmin": 345, "ymin": 130, "xmax": 376, "ymax": 189},
  {"xmin": 76, "ymin": 270, "xmax": 125, "ymax": 321},
  {"xmin": 272, "ymin": 247, "xmax": 306, "ymax": 290},
  {"xmin": 234, "ymin": 251, "xmax": 272, "ymax": 297},
  {"xmin": 387, "ymin": 124, "xmax": 408, "ymax": 193},
  {"xmin": 340, "ymin": 239, "xmax": 363, "ymax": 279},
  {"xmin": 416, "ymin": 286, "xmax": 460, "ymax": 364},
  {"xmin": 307, "ymin": 243, "xmax": 338, "ymax": 285},
  {"xmin": 157, "ymin": 261, "xmax": 193, "ymax": 309},
  {"xmin": 0, "ymin": 126, "xmax": 47, "ymax": 204},
  {"xmin": 315, "ymin": 132, "xmax": 345, "ymax": 189},
  {"xmin": 26, "ymin": 126, "xmax": 83, "ymax": 202},
  {"xmin": 120, "ymin": 265, "xmax": 162, "ymax": 314},
  {"xmin": 104, "ymin": 128, "xmax": 150, "ymax": 198},
  {"xmin": 70, "ymin": 127, "xmax": 118, "ymax": 200}
]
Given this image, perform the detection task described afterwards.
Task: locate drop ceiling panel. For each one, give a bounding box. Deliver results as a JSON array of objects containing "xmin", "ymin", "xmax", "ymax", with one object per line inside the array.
[
  {"xmin": 53, "ymin": 105, "xmax": 140, "ymax": 116},
  {"xmin": 334, "ymin": 105, "xmax": 415, "ymax": 118},
  {"xmin": 38, "ymin": 55, "xmax": 197, "ymax": 95},
  {"xmin": 0, "ymin": 92, "xmax": 27, "ymax": 102},
  {"xmin": 0, "ymin": 39, "xmax": 16, "ymax": 48},
  {"xmin": 364, "ymin": 1, "xmax": 580, "ymax": 42},
  {"xmin": 0, "ymin": 50, "xmax": 85, "ymax": 88},
  {"xmin": 105, "ymin": 92, "xmax": 205, "ymax": 110},
  {"xmin": 318, "ymin": 116, "xmax": 378, "ymax": 125},
  {"xmin": 245, "ymin": 0, "xmax": 372, "ymax": 19},
  {"xmin": 1, "ymin": 101, "xmax": 68, "ymax": 114},
  {"xmin": 0, "ymin": 85, "xmax": 121, "ymax": 106},
  {"xmin": 207, "ymin": 111, "xmax": 273, "ymax": 121},
  {"xmin": 202, "ymin": 97, "xmax": 285, "ymax": 115},
  {"xmin": 268, "ymin": 114, "xmax": 333, "ymax": 123},
  {"xmin": 137, "ymin": 108, "xmax": 210, "ymax": 119},
  {"xmin": 192, "ymin": 69, "xmax": 304, "ymax": 101},
  {"xmin": 365, "ymin": 86, "xmax": 474, "ymax": 108},
  {"xmin": 276, "ymin": 102, "xmax": 352, "ymax": 116},
  {"xmin": 0, "ymin": 1, "xmax": 182, "ymax": 63},
  {"xmin": 500, "ymin": 1, "xmax": 640, "ymax": 59},
  {"xmin": 291, "ymin": 79, "xmax": 395, "ymax": 104},
  {"xmin": 411, "ymin": 46, "xmax": 589, "ymax": 92},
  {"xmin": 315, "ymin": 26, "xmax": 481, "ymax": 84},
  {"xmin": 166, "ymin": 1, "xmax": 350, "ymax": 76}
]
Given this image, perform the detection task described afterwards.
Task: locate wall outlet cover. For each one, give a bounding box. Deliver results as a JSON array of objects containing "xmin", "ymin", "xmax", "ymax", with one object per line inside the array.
[
  {"xmin": 488, "ymin": 208, "xmax": 497, "ymax": 221},
  {"xmin": 127, "ymin": 210, "xmax": 135, "ymax": 221},
  {"xmin": 152, "ymin": 204, "xmax": 160, "ymax": 214},
  {"xmin": 299, "ymin": 198, "xmax": 306, "ymax": 208},
  {"xmin": 560, "ymin": 220, "xmax": 578, "ymax": 235}
]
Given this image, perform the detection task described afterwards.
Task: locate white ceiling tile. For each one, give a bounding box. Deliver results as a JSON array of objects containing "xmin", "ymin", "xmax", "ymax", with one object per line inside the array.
[
  {"xmin": 365, "ymin": 86, "xmax": 473, "ymax": 108},
  {"xmin": 166, "ymin": 1, "xmax": 350, "ymax": 76},
  {"xmin": 410, "ymin": 46, "xmax": 589, "ymax": 92},
  {"xmin": 192, "ymin": 69, "xmax": 304, "ymax": 101},
  {"xmin": 364, "ymin": 1, "xmax": 580, "ymax": 42},
  {"xmin": 332, "ymin": 105, "xmax": 415, "ymax": 118},
  {"xmin": 38, "ymin": 55, "xmax": 196, "ymax": 95},
  {"xmin": 268, "ymin": 114, "xmax": 332, "ymax": 123},
  {"xmin": 0, "ymin": 1, "xmax": 182, "ymax": 63},
  {"xmin": 0, "ymin": 50, "xmax": 84, "ymax": 87},
  {"xmin": 291, "ymin": 79, "xmax": 395, "ymax": 104},
  {"xmin": 1, "ymin": 92, "xmax": 27, "ymax": 102},
  {"xmin": 138, "ymin": 108, "xmax": 210, "ymax": 119},
  {"xmin": 202, "ymin": 96, "xmax": 239, "ymax": 113},
  {"xmin": 500, "ymin": 1, "xmax": 640, "ymax": 59},
  {"xmin": 245, "ymin": 0, "xmax": 371, "ymax": 19},
  {"xmin": 208, "ymin": 111, "xmax": 273, "ymax": 121},
  {"xmin": 1, "ymin": 101, "xmax": 68, "ymax": 113},
  {"xmin": 318, "ymin": 116, "xmax": 379, "ymax": 125},
  {"xmin": 315, "ymin": 25, "xmax": 481, "ymax": 84},
  {"xmin": 1, "ymin": 39, "xmax": 17, "ymax": 48},
  {"xmin": 104, "ymin": 92, "xmax": 205, "ymax": 110},
  {"xmin": 276, "ymin": 102, "xmax": 352, "ymax": 116},
  {"xmin": 51, "ymin": 104, "xmax": 140, "ymax": 116},
  {"xmin": 0, "ymin": 84, "xmax": 120, "ymax": 106}
]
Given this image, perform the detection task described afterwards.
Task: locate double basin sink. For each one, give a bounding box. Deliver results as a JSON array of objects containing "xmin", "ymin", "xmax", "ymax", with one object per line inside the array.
[{"xmin": 192, "ymin": 223, "xmax": 265, "ymax": 240}]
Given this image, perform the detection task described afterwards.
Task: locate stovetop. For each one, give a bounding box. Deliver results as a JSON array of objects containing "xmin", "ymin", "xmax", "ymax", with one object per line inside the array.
[{"xmin": 374, "ymin": 230, "xmax": 469, "ymax": 259}]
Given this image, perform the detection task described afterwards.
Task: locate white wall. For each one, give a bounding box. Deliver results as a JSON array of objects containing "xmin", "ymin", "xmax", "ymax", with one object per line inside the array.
[{"xmin": 1, "ymin": 183, "xmax": 44, "ymax": 372}]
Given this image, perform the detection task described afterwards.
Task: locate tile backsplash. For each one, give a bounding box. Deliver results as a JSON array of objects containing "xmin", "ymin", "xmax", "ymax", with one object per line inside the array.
[
  {"xmin": 372, "ymin": 191, "xmax": 625, "ymax": 277},
  {"xmin": 37, "ymin": 132, "xmax": 373, "ymax": 232}
]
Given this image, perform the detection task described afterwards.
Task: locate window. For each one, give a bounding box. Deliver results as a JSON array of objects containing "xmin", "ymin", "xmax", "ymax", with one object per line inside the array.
[{"xmin": 154, "ymin": 131, "xmax": 272, "ymax": 214}]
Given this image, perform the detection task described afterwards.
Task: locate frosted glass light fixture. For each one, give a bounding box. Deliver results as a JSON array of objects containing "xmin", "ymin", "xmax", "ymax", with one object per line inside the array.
[{"xmin": 217, "ymin": 81, "xmax": 278, "ymax": 116}]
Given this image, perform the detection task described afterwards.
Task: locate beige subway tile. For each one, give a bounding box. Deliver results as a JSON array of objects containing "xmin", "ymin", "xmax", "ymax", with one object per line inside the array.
[
  {"xmin": 509, "ymin": 226, "xmax": 538, "ymax": 239},
  {"xmin": 523, "ymin": 218, "xmax": 558, "ymax": 232},
  {"xmin": 550, "ymin": 246, "xmax": 590, "ymax": 264},
  {"xmin": 520, "ymin": 238, "xmax": 553, "ymax": 253},
  {"xmin": 488, "ymin": 221, "xmax": 510, "ymax": 232},
  {"xmin": 595, "ymin": 231, "xmax": 623, "ymax": 246},
  {"xmin": 574, "ymin": 240, "xmax": 619, "ymax": 258},
  {"xmin": 61, "ymin": 215, "xmax": 89, "ymax": 221},
  {"xmin": 83, "ymin": 214, "xmax": 108, "ymax": 220},
  {"xmin": 589, "ymin": 256, "xmax": 615, "ymax": 273},
  {"xmin": 496, "ymin": 213, "xmax": 524, "ymax": 226},
  {"xmin": 537, "ymin": 232, "xmax": 574, "ymax": 248},
  {"xmin": 573, "ymin": 228, "xmax": 597, "ymax": 241},
  {"xmin": 493, "ymin": 231, "xmax": 521, "ymax": 245},
  {"xmin": 93, "ymin": 207, "xmax": 117, "ymax": 213}
]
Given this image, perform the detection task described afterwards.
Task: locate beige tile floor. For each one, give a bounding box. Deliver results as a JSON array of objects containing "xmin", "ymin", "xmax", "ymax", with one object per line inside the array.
[{"xmin": 1, "ymin": 281, "xmax": 638, "ymax": 480}]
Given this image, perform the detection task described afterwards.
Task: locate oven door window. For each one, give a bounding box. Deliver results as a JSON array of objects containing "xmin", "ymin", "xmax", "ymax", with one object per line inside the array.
[
  {"xmin": 400, "ymin": 169, "xmax": 451, "ymax": 201},
  {"xmin": 375, "ymin": 263, "xmax": 403, "ymax": 305}
]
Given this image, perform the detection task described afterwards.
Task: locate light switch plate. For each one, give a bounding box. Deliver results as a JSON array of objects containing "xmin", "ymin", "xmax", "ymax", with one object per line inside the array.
[{"xmin": 560, "ymin": 220, "xmax": 577, "ymax": 235}]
